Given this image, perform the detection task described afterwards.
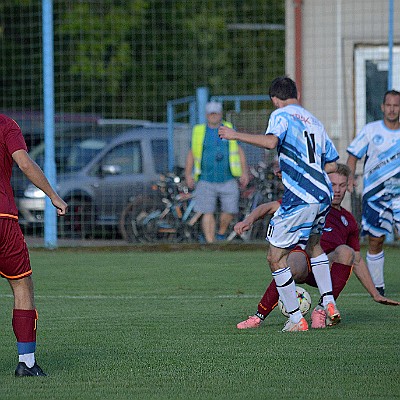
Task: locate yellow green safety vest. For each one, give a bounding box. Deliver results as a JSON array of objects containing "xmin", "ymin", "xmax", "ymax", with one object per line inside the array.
[{"xmin": 191, "ymin": 121, "xmax": 242, "ymax": 181}]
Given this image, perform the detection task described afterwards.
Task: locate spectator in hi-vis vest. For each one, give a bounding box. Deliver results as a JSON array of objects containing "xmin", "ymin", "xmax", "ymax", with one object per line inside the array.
[{"xmin": 185, "ymin": 101, "xmax": 249, "ymax": 243}]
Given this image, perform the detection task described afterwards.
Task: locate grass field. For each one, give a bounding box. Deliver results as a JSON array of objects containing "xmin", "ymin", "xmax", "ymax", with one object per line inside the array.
[{"xmin": 0, "ymin": 245, "xmax": 399, "ymax": 399}]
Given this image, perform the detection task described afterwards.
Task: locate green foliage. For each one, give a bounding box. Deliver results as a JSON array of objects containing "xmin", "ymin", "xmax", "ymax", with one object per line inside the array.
[
  {"xmin": 0, "ymin": 247, "xmax": 399, "ymax": 399},
  {"xmin": 0, "ymin": 1, "xmax": 285, "ymax": 120}
]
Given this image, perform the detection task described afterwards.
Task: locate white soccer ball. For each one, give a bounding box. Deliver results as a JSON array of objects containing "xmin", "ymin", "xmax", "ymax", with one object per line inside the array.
[{"xmin": 278, "ymin": 286, "xmax": 312, "ymax": 317}]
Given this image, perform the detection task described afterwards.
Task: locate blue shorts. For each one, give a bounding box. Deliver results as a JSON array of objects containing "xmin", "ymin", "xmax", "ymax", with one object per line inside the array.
[
  {"xmin": 266, "ymin": 203, "xmax": 330, "ymax": 249},
  {"xmin": 193, "ymin": 179, "xmax": 239, "ymax": 214},
  {"xmin": 362, "ymin": 194, "xmax": 400, "ymax": 237}
]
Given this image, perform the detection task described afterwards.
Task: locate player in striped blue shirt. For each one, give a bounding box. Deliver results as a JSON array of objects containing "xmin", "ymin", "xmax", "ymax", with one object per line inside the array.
[
  {"xmin": 219, "ymin": 76, "xmax": 340, "ymax": 332},
  {"xmin": 347, "ymin": 90, "xmax": 400, "ymax": 296}
]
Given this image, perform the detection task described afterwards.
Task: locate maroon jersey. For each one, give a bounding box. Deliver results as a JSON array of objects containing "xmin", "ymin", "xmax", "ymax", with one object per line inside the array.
[
  {"xmin": 321, "ymin": 206, "xmax": 360, "ymax": 254},
  {"xmin": 0, "ymin": 114, "xmax": 28, "ymax": 218}
]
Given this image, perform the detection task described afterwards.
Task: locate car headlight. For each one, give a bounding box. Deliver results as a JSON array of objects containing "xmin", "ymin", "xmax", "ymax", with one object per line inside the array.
[{"xmin": 24, "ymin": 185, "xmax": 46, "ymax": 199}]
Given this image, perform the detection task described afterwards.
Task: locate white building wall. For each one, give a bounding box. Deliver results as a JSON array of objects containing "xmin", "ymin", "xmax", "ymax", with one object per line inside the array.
[{"xmin": 285, "ymin": 0, "xmax": 400, "ymax": 160}]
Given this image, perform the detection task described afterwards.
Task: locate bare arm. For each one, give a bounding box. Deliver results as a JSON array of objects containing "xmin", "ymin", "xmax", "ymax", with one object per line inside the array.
[
  {"xmin": 218, "ymin": 126, "xmax": 278, "ymax": 150},
  {"xmin": 234, "ymin": 201, "xmax": 280, "ymax": 235},
  {"xmin": 238, "ymin": 146, "xmax": 249, "ymax": 188},
  {"xmin": 346, "ymin": 154, "xmax": 359, "ymax": 192},
  {"xmin": 12, "ymin": 149, "xmax": 67, "ymax": 215},
  {"xmin": 353, "ymin": 252, "xmax": 399, "ymax": 305},
  {"xmin": 184, "ymin": 149, "xmax": 195, "ymax": 189}
]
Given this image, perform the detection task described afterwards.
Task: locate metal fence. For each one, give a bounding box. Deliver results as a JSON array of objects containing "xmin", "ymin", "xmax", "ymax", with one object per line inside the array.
[{"xmin": 1, "ymin": 1, "xmax": 398, "ymax": 245}]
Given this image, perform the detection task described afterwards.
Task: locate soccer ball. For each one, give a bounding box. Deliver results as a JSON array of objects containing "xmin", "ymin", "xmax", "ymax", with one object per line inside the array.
[{"xmin": 278, "ymin": 286, "xmax": 312, "ymax": 317}]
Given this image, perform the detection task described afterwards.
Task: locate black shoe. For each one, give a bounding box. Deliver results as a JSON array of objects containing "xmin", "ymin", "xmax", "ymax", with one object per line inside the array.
[
  {"xmin": 376, "ymin": 287, "xmax": 385, "ymax": 296},
  {"xmin": 15, "ymin": 362, "xmax": 47, "ymax": 377}
]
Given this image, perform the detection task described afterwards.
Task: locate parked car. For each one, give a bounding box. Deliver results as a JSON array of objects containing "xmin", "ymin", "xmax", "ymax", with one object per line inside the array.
[{"xmin": 16, "ymin": 123, "xmax": 190, "ymax": 238}]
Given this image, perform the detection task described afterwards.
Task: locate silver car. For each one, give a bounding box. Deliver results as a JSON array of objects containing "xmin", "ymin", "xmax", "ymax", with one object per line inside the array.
[{"xmin": 17, "ymin": 124, "xmax": 189, "ymax": 238}]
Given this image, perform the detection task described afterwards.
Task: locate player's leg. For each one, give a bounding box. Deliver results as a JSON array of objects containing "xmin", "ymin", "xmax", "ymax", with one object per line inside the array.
[
  {"xmin": 287, "ymin": 248, "xmax": 310, "ymax": 283},
  {"xmin": 268, "ymin": 245, "xmax": 308, "ymax": 332},
  {"xmin": 0, "ymin": 219, "xmax": 46, "ymax": 377},
  {"xmin": 266, "ymin": 204, "xmax": 327, "ymax": 331},
  {"xmin": 362, "ymin": 196, "xmax": 392, "ymax": 295},
  {"xmin": 237, "ymin": 248, "xmax": 310, "ymax": 329},
  {"xmin": 311, "ymin": 245, "xmax": 353, "ymax": 328},
  {"xmin": 366, "ymin": 235, "xmax": 385, "ymax": 295},
  {"xmin": 329, "ymin": 245, "xmax": 354, "ymax": 299},
  {"xmin": 306, "ymin": 230, "xmax": 341, "ymax": 326}
]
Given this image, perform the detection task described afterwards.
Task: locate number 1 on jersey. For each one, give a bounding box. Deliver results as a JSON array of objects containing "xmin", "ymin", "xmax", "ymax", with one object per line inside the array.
[{"xmin": 303, "ymin": 131, "xmax": 316, "ymax": 163}]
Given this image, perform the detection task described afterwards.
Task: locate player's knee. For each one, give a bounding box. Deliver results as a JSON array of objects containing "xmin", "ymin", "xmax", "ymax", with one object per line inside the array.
[
  {"xmin": 335, "ymin": 245, "xmax": 355, "ymax": 265},
  {"xmin": 287, "ymin": 251, "xmax": 309, "ymax": 283}
]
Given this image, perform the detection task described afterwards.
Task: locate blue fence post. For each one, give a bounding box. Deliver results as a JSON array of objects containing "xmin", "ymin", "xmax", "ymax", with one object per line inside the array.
[
  {"xmin": 388, "ymin": 0, "xmax": 394, "ymax": 90},
  {"xmin": 196, "ymin": 87, "xmax": 209, "ymax": 124},
  {"xmin": 42, "ymin": 0, "xmax": 57, "ymax": 248},
  {"xmin": 167, "ymin": 101, "xmax": 175, "ymax": 172}
]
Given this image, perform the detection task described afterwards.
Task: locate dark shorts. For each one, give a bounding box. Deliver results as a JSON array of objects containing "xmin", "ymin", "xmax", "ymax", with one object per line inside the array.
[{"xmin": 0, "ymin": 218, "xmax": 32, "ymax": 280}]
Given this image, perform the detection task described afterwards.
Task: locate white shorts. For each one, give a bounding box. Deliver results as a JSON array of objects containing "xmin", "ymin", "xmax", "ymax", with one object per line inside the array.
[
  {"xmin": 362, "ymin": 194, "xmax": 400, "ymax": 237},
  {"xmin": 266, "ymin": 203, "xmax": 330, "ymax": 249}
]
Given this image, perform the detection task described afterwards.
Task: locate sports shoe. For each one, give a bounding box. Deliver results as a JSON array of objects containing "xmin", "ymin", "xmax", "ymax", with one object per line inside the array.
[
  {"xmin": 15, "ymin": 362, "xmax": 47, "ymax": 377},
  {"xmin": 216, "ymin": 234, "xmax": 226, "ymax": 241},
  {"xmin": 376, "ymin": 286, "xmax": 385, "ymax": 296},
  {"xmin": 236, "ymin": 315, "xmax": 262, "ymax": 329},
  {"xmin": 282, "ymin": 317, "xmax": 308, "ymax": 332},
  {"xmin": 311, "ymin": 305, "xmax": 326, "ymax": 329},
  {"xmin": 325, "ymin": 302, "xmax": 341, "ymax": 326}
]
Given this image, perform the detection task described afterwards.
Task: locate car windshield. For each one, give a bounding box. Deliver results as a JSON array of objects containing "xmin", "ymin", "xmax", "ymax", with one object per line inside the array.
[{"xmin": 30, "ymin": 138, "xmax": 108, "ymax": 174}]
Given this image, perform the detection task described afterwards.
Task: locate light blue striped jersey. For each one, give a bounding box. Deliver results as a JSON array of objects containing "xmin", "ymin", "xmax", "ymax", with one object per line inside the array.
[
  {"xmin": 266, "ymin": 104, "xmax": 339, "ymax": 206},
  {"xmin": 347, "ymin": 120, "xmax": 400, "ymax": 201}
]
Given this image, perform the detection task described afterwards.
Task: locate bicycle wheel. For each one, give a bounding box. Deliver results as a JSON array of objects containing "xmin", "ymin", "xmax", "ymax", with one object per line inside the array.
[{"xmin": 119, "ymin": 196, "xmax": 160, "ymax": 243}]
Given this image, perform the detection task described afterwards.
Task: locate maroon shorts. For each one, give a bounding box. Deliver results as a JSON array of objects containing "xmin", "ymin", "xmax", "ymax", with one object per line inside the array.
[{"xmin": 0, "ymin": 218, "xmax": 32, "ymax": 279}]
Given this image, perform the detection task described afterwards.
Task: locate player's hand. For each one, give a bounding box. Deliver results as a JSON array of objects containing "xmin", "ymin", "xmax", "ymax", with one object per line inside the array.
[
  {"xmin": 52, "ymin": 196, "xmax": 68, "ymax": 216},
  {"xmin": 373, "ymin": 295, "xmax": 400, "ymax": 306},
  {"xmin": 347, "ymin": 175, "xmax": 358, "ymax": 193},
  {"xmin": 218, "ymin": 126, "xmax": 237, "ymax": 140},
  {"xmin": 234, "ymin": 220, "xmax": 251, "ymax": 235}
]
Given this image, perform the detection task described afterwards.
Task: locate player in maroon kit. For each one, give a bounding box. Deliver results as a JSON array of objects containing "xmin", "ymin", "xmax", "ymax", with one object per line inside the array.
[
  {"xmin": 235, "ymin": 163, "xmax": 399, "ymax": 330},
  {"xmin": 0, "ymin": 114, "xmax": 67, "ymax": 376}
]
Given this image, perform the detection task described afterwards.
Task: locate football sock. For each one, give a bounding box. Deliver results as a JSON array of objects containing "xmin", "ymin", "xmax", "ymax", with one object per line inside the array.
[
  {"xmin": 257, "ymin": 280, "xmax": 279, "ymax": 319},
  {"xmin": 366, "ymin": 251, "xmax": 385, "ymax": 289},
  {"xmin": 12, "ymin": 309, "xmax": 38, "ymax": 368},
  {"xmin": 330, "ymin": 262, "xmax": 352, "ymax": 299},
  {"xmin": 19, "ymin": 353, "xmax": 35, "ymax": 368},
  {"xmin": 272, "ymin": 267, "xmax": 302, "ymax": 323},
  {"xmin": 311, "ymin": 253, "xmax": 335, "ymax": 306}
]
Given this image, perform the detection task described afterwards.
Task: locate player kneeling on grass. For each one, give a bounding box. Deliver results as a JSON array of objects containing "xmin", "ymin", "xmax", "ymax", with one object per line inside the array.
[{"xmin": 235, "ymin": 164, "xmax": 399, "ymax": 330}]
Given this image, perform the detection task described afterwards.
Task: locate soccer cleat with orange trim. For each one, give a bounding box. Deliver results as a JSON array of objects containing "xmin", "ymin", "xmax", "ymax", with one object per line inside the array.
[
  {"xmin": 236, "ymin": 315, "xmax": 263, "ymax": 329},
  {"xmin": 282, "ymin": 317, "xmax": 309, "ymax": 332},
  {"xmin": 311, "ymin": 305, "xmax": 326, "ymax": 329},
  {"xmin": 325, "ymin": 302, "xmax": 341, "ymax": 326}
]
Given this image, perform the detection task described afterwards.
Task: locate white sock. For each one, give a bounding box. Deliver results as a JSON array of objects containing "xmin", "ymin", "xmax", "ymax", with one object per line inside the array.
[
  {"xmin": 19, "ymin": 353, "xmax": 35, "ymax": 368},
  {"xmin": 366, "ymin": 251, "xmax": 385, "ymax": 288},
  {"xmin": 273, "ymin": 267, "xmax": 303, "ymax": 323},
  {"xmin": 311, "ymin": 253, "xmax": 335, "ymax": 307}
]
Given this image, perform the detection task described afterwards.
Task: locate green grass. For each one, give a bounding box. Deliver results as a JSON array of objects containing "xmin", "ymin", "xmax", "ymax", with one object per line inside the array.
[{"xmin": 0, "ymin": 246, "xmax": 399, "ymax": 399}]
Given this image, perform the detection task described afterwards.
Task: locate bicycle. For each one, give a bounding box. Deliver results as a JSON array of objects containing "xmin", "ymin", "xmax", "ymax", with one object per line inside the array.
[{"xmin": 119, "ymin": 172, "xmax": 202, "ymax": 243}]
